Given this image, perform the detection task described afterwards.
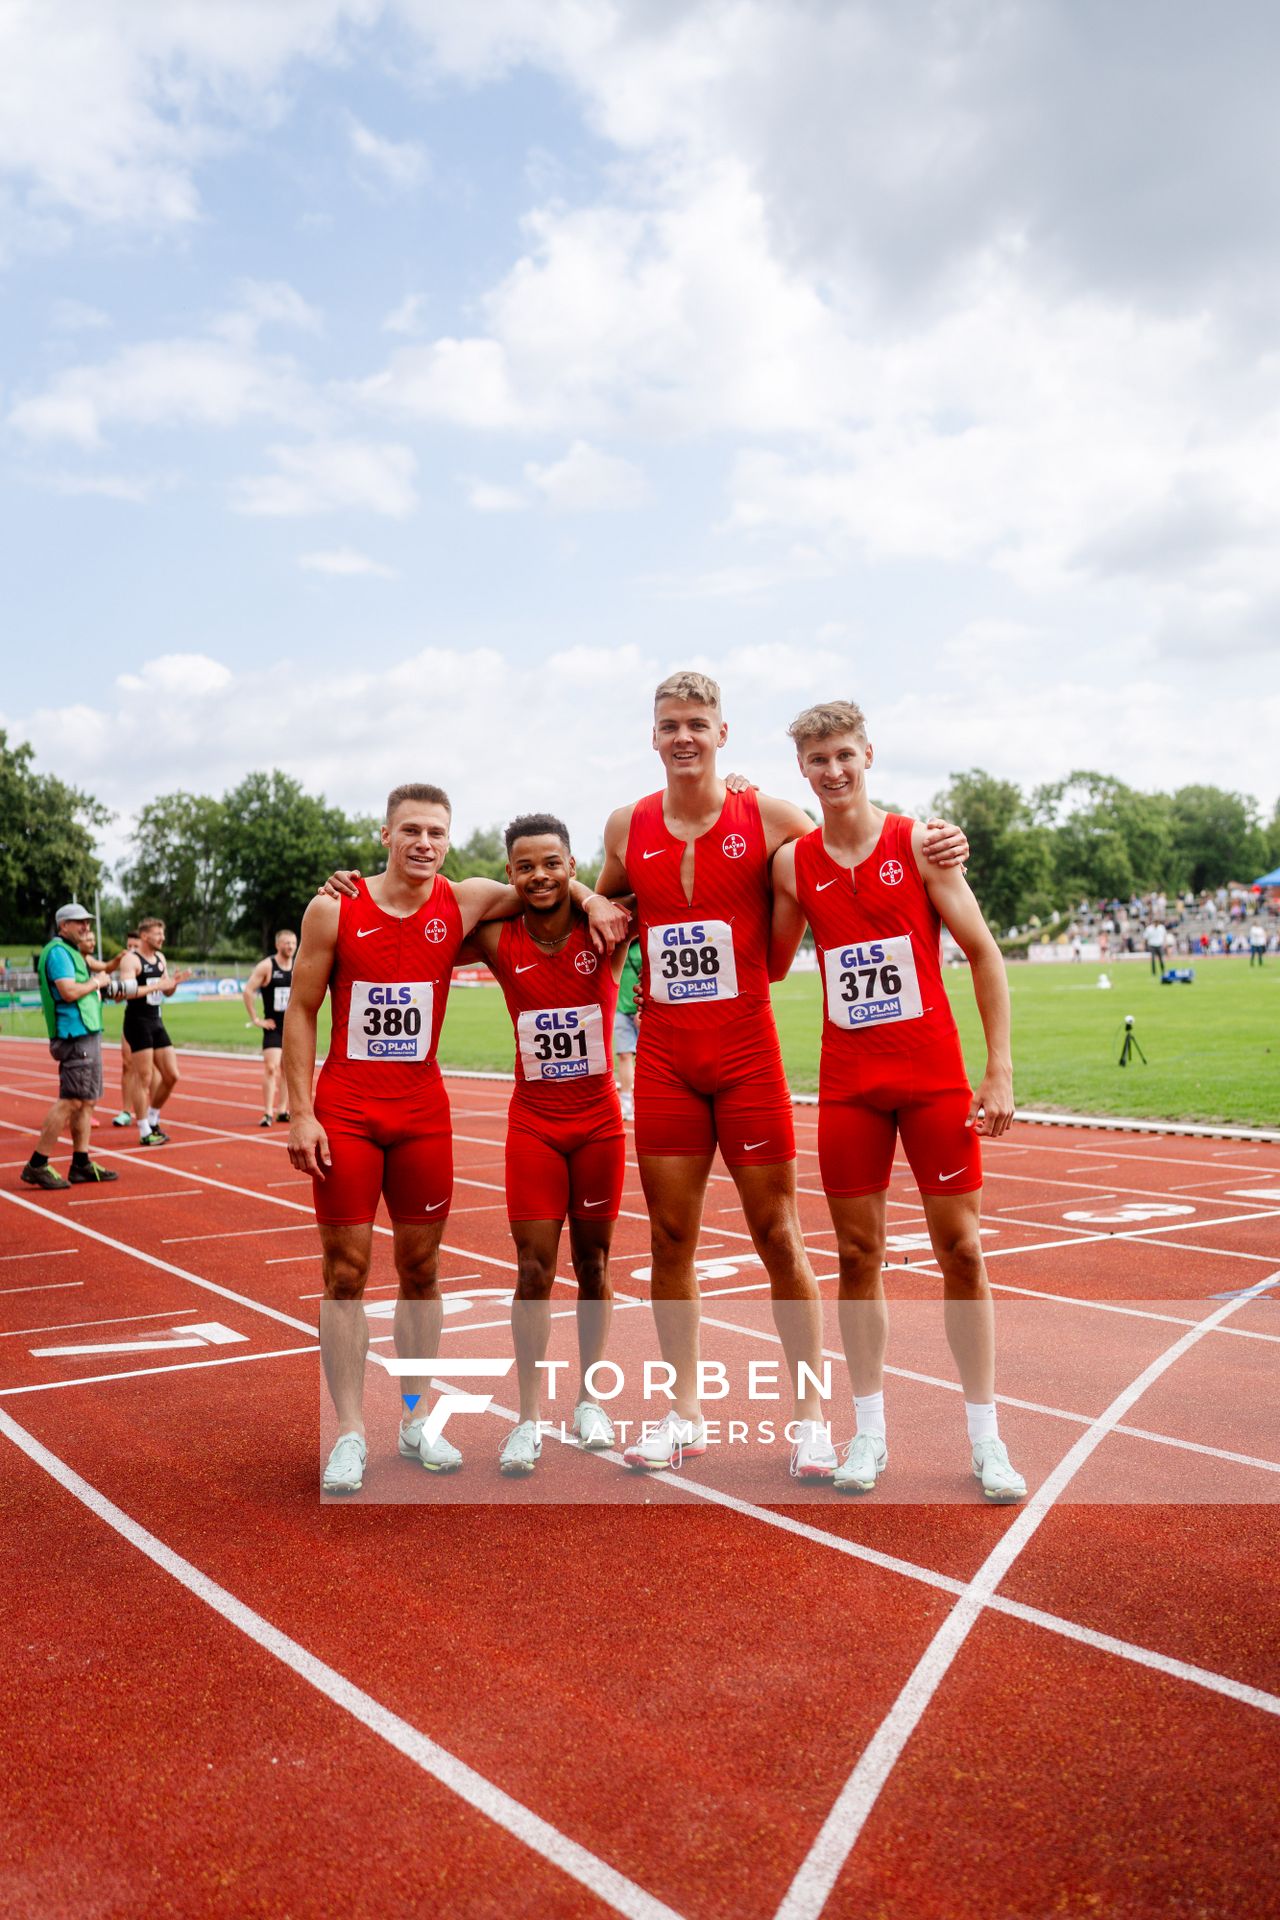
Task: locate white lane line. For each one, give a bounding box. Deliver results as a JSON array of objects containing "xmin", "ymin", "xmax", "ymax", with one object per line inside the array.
[
  {"xmin": 265, "ymin": 1254, "xmax": 324, "ymax": 1264},
  {"xmin": 0, "ymin": 1248, "xmax": 78, "ymax": 1263},
  {"xmin": 0, "ymin": 1308, "xmax": 200, "ymax": 1341},
  {"xmin": 771, "ymin": 1282, "xmax": 1267, "ymax": 1920},
  {"xmin": 68, "ymin": 1189, "xmax": 191, "ymax": 1206},
  {"xmin": 0, "ymin": 1408, "xmax": 687, "ymax": 1920},
  {"xmin": 0, "ymin": 1280, "xmax": 83, "ymax": 1296},
  {"xmin": 162, "ymin": 1225, "xmax": 318, "ymax": 1245}
]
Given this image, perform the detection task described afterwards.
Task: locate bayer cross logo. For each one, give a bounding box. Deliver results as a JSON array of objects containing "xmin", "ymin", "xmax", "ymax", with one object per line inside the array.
[
  {"xmin": 879, "ymin": 860, "xmax": 904, "ymax": 887},
  {"xmin": 423, "ymin": 919, "xmax": 448, "ymax": 943},
  {"xmin": 574, "ymin": 950, "xmax": 598, "ymax": 975},
  {"xmin": 722, "ymin": 834, "xmax": 747, "ymax": 859}
]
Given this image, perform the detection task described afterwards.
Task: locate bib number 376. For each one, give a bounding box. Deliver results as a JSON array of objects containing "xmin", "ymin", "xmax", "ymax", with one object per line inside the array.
[
  {"xmin": 822, "ymin": 935, "xmax": 922, "ymax": 1029},
  {"xmin": 646, "ymin": 921, "xmax": 738, "ymax": 1004},
  {"xmin": 347, "ymin": 980, "xmax": 434, "ymax": 1061}
]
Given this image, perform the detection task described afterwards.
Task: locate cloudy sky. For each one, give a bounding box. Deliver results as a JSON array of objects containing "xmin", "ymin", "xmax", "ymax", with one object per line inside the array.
[{"xmin": 3, "ymin": 0, "xmax": 1278, "ymax": 865}]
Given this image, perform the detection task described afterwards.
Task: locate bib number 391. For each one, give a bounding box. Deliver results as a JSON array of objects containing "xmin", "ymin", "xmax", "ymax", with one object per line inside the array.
[
  {"xmin": 517, "ymin": 1005, "xmax": 606, "ymax": 1082},
  {"xmin": 822, "ymin": 934, "xmax": 922, "ymax": 1029},
  {"xmin": 646, "ymin": 920, "xmax": 739, "ymax": 1004},
  {"xmin": 347, "ymin": 980, "xmax": 433, "ymax": 1061}
]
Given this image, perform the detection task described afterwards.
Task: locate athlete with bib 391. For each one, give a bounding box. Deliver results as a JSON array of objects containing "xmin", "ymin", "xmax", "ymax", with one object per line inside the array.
[
  {"xmin": 458, "ymin": 813, "xmax": 631, "ymax": 1478},
  {"xmin": 596, "ymin": 672, "xmax": 969, "ymax": 1477},
  {"xmin": 286, "ymin": 784, "xmax": 627, "ymax": 1496},
  {"xmin": 769, "ymin": 700, "xmax": 1026, "ymax": 1503}
]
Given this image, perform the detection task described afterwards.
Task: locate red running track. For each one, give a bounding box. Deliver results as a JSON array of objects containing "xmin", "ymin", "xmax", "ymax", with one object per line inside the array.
[{"xmin": 1, "ymin": 1035, "xmax": 1277, "ymax": 1919}]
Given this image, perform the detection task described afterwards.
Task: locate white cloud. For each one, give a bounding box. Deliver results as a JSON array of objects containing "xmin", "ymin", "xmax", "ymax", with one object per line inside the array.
[
  {"xmin": 464, "ymin": 479, "xmax": 528, "ymax": 513},
  {"xmin": 298, "ymin": 547, "xmax": 397, "ymax": 577},
  {"xmin": 382, "ymin": 292, "xmax": 431, "ymax": 335},
  {"xmin": 115, "ymin": 653, "xmax": 233, "ymax": 697},
  {"xmin": 8, "ymin": 288, "xmax": 323, "ymax": 447},
  {"xmin": 525, "ymin": 439, "xmax": 646, "ymax": 511},
  {"xmin": 347, "ymin": 114, "xmax": 428, "ymax": 192},
  {"xmin": 231, "ymin": 439, "xmax": 417, "ymax": 517},
  {"xmin": 37, "ymin": 469, "xmax": 170, "ymax": 503}
]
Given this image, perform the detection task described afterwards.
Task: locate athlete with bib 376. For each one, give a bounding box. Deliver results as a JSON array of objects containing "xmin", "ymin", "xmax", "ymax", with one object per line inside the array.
[
  {"xmin": 769, "ymin": 700, "xmax": 1026, "ymax": 1503},
  {"xmin": 458, "ymin": 813, "xmax": 631, "ymax": 1478},
  {"xmin": 286, "ymin": 784, "xmax": 627, "ymax": 1496},
  {"xmin": 595, "ymin": 672, "xmax": 969, "ymax": 1477}
]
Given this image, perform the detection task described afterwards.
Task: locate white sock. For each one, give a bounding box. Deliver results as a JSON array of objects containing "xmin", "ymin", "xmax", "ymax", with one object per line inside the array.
[
  {"xmin": 853, "ymin": 1391, "xmax": 886, "ymax": 1439},
  {"xmin": 965, "ymin": 1401, "xmax": 999, "ymax": 1445},
  {"xmin": 147, "ymin": 1108, "xmax": 160, "ymax": 1128},
  {"xmin": 136, "ymin": 1115, "xmax": 149, "ymax": 1134}
]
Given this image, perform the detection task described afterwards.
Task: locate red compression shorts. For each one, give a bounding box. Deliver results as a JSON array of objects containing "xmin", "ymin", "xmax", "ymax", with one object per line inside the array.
[
  {"xmin": 505, "ymin": 1100, "xmax": 626, "ymax": 1223},
  {"xmin": 311, "ymin": 1069, "xmax": 453, "ymax": 1226},
  {"xmin": 817, "ymin": 1060, "xmax": 981, "ymax": 1199},
  {"xmin": 634, "ymin": 1014, "xmax": 795, "ymax": 1167}
]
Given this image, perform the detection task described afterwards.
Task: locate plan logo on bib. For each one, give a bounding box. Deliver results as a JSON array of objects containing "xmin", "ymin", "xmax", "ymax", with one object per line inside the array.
[
  {"xmin": 722, "ymin": 834, "xmax": 747, "ymax": 859},
  {"xmin": 574, "ymin": 950, "xmax": 598, "ymax": 975},
  {"xmin": 879, "ymin": 860, "xmax": 904, "ymax": 887},
  {"xmin": 424, "ymin": 920, "xmax": 448, "ymax": 944}
]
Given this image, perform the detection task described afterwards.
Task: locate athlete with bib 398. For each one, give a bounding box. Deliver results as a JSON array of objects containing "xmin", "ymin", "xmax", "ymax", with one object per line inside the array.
[
  {"xmin": 595, "ymin": 672, "xmax": 969, "ymax": 1477},
  {"xmin": 769, "ymin": 700, "xmax": 1026, "ymax": 1503},
  {"xmin": 286, "ymin": 783, "xmax": 627, "ymax": 1496}
]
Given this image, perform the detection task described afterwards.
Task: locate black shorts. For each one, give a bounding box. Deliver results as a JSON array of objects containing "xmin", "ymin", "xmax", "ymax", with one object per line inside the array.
[
  {"xmin": 262, "ymin": 1026, "xmax": 284, "ymax": 1052},
  {"xmin": 50, "ymin": 1033, "xmax": 103, "ymax": 1102},
  {"xmin": 123, "ymin": 1008, "xmax": 172, "ymax": 1052}
]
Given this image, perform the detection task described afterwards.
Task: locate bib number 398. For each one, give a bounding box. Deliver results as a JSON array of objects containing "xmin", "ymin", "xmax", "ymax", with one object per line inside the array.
[
  {"xmin": 822, "ymin": 935, "xmax": 922, "ymax": 1029},
  {"xmin": 646, "ymin": 921, "xmax": 738, "ymax": 1004},
  {"xmin": 517, "ymin": 1005, "xmax": 606, "ymax": 1082},
  {"xmin": 347, "ymin": 980, "xmax": 433, "ymax": 1061}
]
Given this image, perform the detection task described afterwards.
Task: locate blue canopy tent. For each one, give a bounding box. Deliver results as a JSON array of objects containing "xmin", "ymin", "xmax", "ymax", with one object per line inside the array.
[{"xmin": 1253, "ymin": 868, "xmax": 1280, "ymax": 887}]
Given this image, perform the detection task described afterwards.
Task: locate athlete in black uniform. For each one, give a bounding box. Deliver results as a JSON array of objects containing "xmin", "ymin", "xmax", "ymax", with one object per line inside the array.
[
  {"xmin": 116, "ymin": 917, "xmax": 189, "ymax": 1145},
  {"xmin": 243, "ymin": 930, "xmax": 298, "ymax": 1126}
]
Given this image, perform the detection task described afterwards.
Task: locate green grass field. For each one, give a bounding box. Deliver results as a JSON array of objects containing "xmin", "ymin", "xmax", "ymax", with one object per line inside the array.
[{"xmin": 4, "ymin": 958, "xmax": 1275, "ymax": 1126}]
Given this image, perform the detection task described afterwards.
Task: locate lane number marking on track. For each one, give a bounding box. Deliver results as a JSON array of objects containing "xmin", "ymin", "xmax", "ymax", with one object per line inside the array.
[
  {"xmin": 1062, "ymin": 1203, "xmax": 1196, "ymax": 1224},
  {"xmin": 31, "ymin": 1321, "xmax": 248, "ymax": 1359}
]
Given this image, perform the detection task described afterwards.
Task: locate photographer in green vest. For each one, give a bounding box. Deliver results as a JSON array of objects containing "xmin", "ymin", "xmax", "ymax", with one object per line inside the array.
[{"xmin": 23, "ymin": 904, "xmax": 120, "ymax": 1190}]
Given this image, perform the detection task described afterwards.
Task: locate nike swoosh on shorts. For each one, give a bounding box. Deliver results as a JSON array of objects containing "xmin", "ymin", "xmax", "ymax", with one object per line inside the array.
[
  {"xmin": 581, "ymin": 1199, "xmax": 608, "ymax": 1208},
  {"xmin": 424, "ymin": 1198, "xmax": 449, "ymax": 1211},
  {"xmin": 744, "ymin": 1139, "xmax": 769, "ymax": 1151},
  {"xmin": 938, "ymin": 1169, "xmax": 967, "ymax": 1182}
]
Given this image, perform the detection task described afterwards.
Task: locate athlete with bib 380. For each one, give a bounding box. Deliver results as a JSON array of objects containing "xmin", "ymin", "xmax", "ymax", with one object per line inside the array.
[
  {"xmin": 286, "ymin": 784, "xmax": 626, "ymax": 1495},
  {"xmin": 769, "ymin": 700, "xmax": 1026, "ymax": 1503},
  {"xmin": 458, "ymin": 813, "xmax": 630, "ymax": 1477},
  {"xmin": 596, "ymin": 672, "xmax": 969, "ymax": 1477}
]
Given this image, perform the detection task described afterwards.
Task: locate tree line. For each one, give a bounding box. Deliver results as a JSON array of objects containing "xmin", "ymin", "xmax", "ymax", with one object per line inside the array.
[
  {"xmin": 1, "ymin": 727, "xmax": 1276, "ymax": 949},
  {"xmin": 929, "ymin": 769, "xmax": 1280, "ymax": 931}
]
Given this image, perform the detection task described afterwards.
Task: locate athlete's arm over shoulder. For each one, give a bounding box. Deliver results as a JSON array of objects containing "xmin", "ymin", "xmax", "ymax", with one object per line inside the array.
[
  {"xmin": 757, "ymin": 792, "xmax": 817, "ymax": 858},
  {"xmin": 595, "ymin": 804, "xmax": 635, "ymax": 897},
  {"xmin": 915, "ymin": 827, "xmax": 1013, "ymax": 1138},
  {"xmin": 455, "ymin": 876, "xmax": 520, "ymax": 936},
  {"xmin": 457, "ymin": 921, "xmax": 501, "ymax": 965},
  {"xmin": 767, "ymin": 840, "xmax": 809, "ymax": 981},
  {"xmin": 284, "ymin": 895, "xmax": 338, "ymax": 1178}
]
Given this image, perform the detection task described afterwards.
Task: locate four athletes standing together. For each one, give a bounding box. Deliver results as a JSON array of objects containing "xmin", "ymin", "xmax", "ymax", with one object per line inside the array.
[{"xmin": 287, "ymin": 672, "xmax": 1026, "ymax": 1504}]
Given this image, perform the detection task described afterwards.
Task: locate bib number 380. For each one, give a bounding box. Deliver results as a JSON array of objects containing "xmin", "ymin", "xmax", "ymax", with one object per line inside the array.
[
  {"xmin": 347, "ymin": 980, "xmax": 434, "ymax": 1061},
  {"xmin": 822, "ymin": 935, "xmax": 922, "ymax": 1029},
  {"xmin": 646, "ymin": 921, "xmax": 738, "ymax": 1004}
]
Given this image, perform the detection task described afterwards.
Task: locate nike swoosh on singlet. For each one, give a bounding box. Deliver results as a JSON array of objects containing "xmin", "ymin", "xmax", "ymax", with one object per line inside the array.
[
  {"xmin": 515, "ymin": 963, "xmax": 539, "ymax": 974},
  {"xmin": 642, "ymin": 849, "xmax": 665, "ymax": 859},
  {"xmin": 356, "ymin": 928, "xmax": 378, "ymax": 937},
  {"xmin": 815, "ymin": 879, "xmax": 838, "ymax": 891}
]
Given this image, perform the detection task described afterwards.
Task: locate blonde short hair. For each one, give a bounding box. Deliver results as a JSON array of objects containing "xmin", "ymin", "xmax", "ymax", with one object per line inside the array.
[
  {"xmin": 787, "ymin": 700, "xmax": 869, "ymax": 751},
  {"xmin": 654, "ymin": 670, "xmax": 722, "ymax": 712}
]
